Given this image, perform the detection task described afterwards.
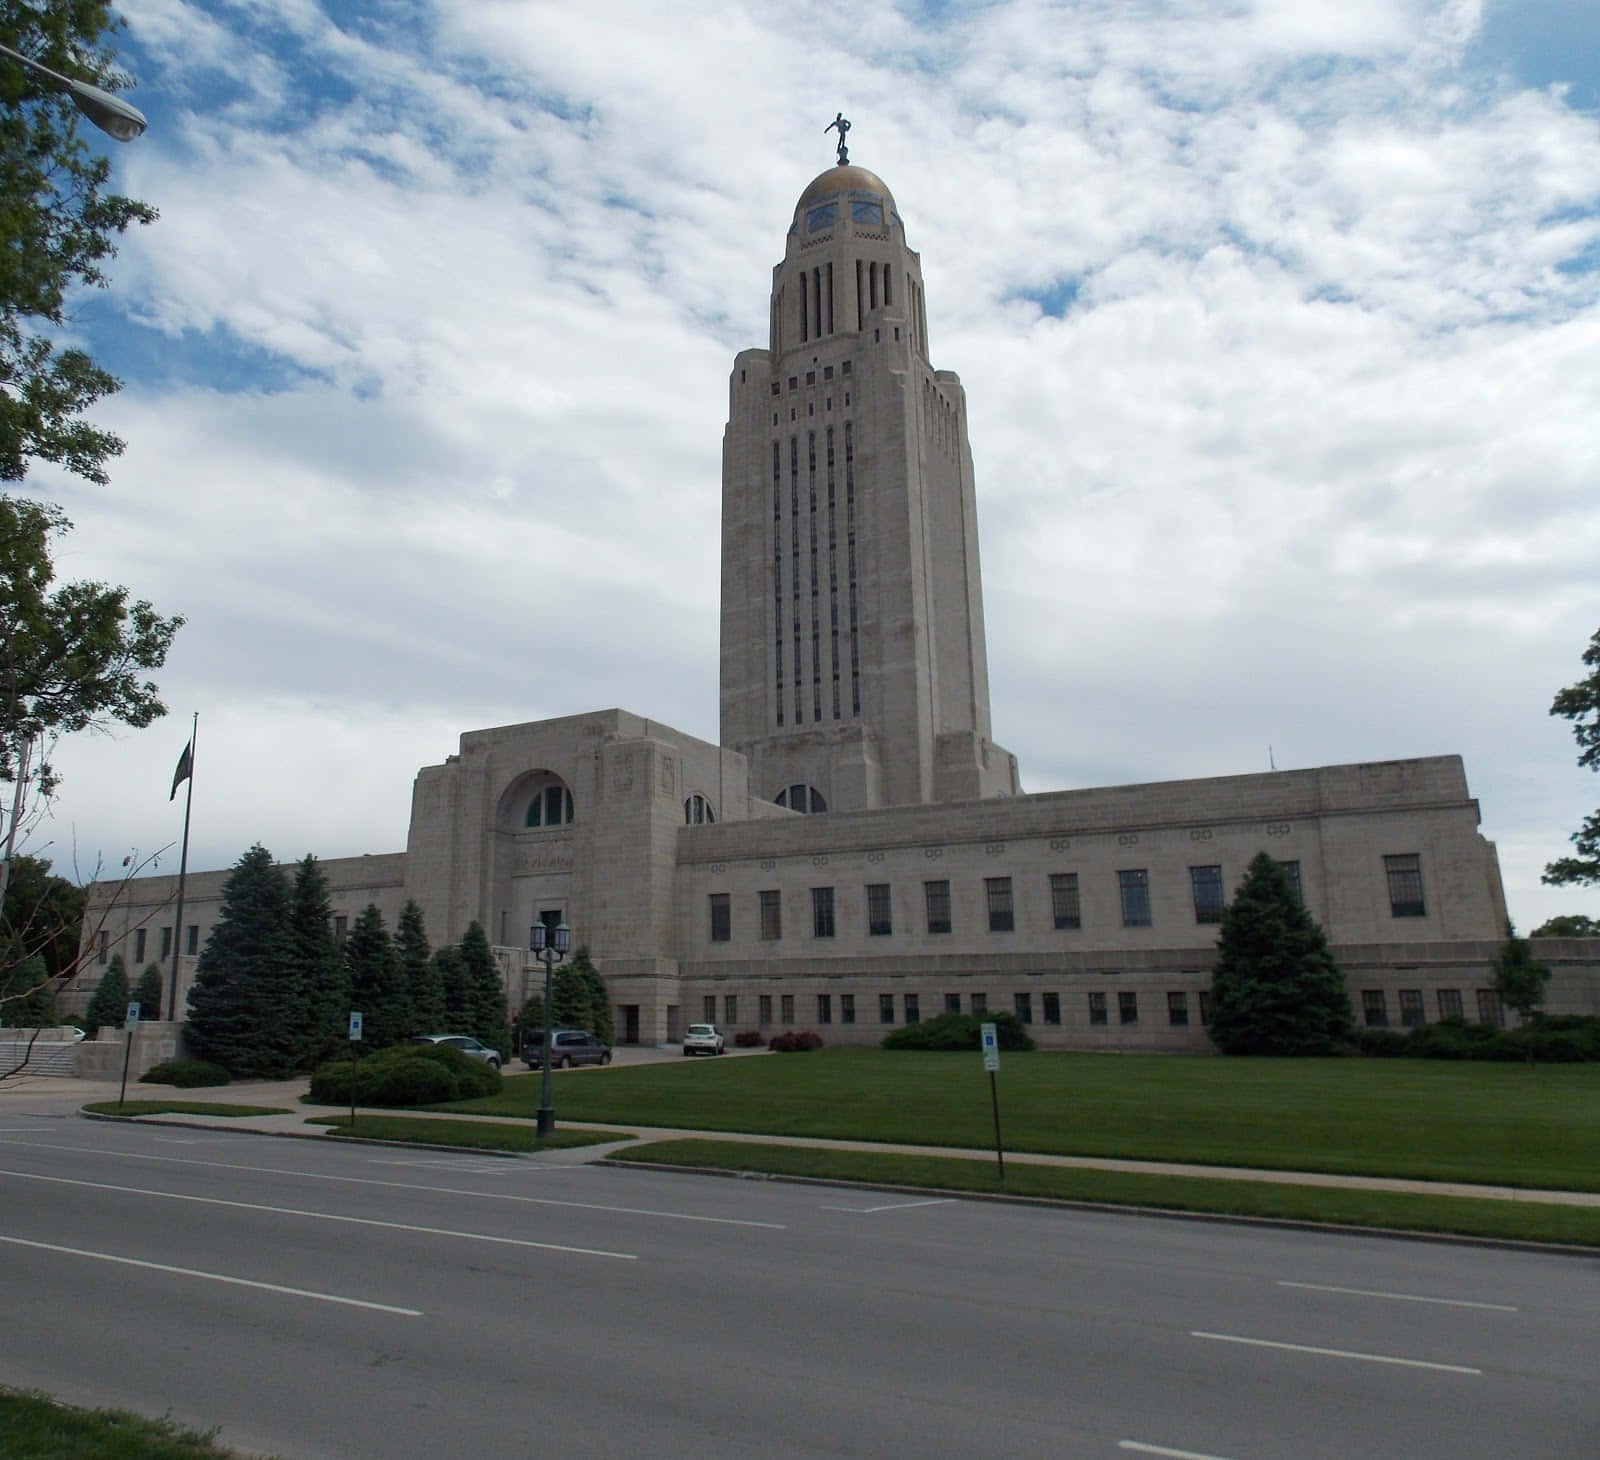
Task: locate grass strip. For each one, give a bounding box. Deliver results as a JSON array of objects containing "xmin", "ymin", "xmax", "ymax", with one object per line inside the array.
[
  {"xmin": 443, "ymin": 1051, "xmax": 1600, "ymax": 1191},
  {"xmin": 82, "ymin": 1101, "xmax": 290, "ymax": 1118},
  {"xmin": 305, "ymin": 1114, "xmax": 635, "ymax": 1152},
  {"xmin": 611, "ymin": 1139, "xmax": 1600, "ymax": 1247},
  {"xmin": 0, "ymin": 1386, "xmax": 261, "ymax": 1458}
]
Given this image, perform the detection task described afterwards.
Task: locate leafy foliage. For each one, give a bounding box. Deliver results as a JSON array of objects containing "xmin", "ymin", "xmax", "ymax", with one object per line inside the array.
[
  {"xmin": 0, "ymin": 851, "xmax": 82, "ymax": 978},
  {"xmin": 139, "ymin": 1057, "xmax": 229, "ymax": 1088},
  {"xmin": 1491, "ymin": 923, "xmax": 1551, "ymax": 1026},
  {"xmin": 81, "ymin": 948, "xmax": 126, "ymax": 1030},
  {"xmin": 1531, "ymin": 914, "xmax": 1600, "ymax": 938},
  {"xmin": 0, "ymin": 944, "xmax": 52, "ymax": 1024},
  {"xmin": 767, "ymin": 1030, "xmax": 824, "ymax": 1052},
  {"xmin": 0, "ymin": 497, "xmax": 180, "ymax": 790},
  {"xmin": 309, "ymin": 1041, "xmax": 501, "ymax": 1106},
  {"xmin": 184, "ymin": 845, "xmax": 303, "ymax": 1077},
  {"xmin": 881, "ymin": 1010, "xmax": 1034, "ymax": 1051},
  {"xmin": 1207, "ymin": 851, "xmax": 1354, "ymax": 1055},
  {"xmin": 1545, "ymin": 626, "xmax": 1600, "ymax": 887},
  {"xmin": 0, "ymin": 1, "xmax": 157, "ymax": 488}
]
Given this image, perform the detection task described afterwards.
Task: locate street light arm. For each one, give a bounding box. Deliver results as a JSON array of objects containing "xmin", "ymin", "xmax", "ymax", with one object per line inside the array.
[{"xmin": 0, "ymin": 40, "xmax": 147, "ymax": 141}]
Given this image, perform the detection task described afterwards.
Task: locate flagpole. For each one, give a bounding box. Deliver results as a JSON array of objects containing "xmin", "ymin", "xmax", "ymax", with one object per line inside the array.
[{"xmin": 166, "ymin": 713, "xmax": 197, "ymax": 1022}]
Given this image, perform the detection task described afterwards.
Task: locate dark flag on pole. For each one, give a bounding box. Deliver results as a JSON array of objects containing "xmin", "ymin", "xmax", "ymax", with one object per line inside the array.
[{"xmin": 170, "ymin": 742, "xmax": 193, "ymax": 801}]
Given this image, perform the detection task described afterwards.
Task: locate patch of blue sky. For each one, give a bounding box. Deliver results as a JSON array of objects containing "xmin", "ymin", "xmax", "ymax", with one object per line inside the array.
[
  {"xmin": 1556, "ymin": 238, "xmax": 1600, "ymax": 277},
  {"xmin": 1471, "ymin": 0, "xmax": 1600, "ymax": 113},
  {"xmin": 1007, "ymin": 276, "xmax": 1080, "ymax": 318},
  {"xmin": 74, "ymin": 296, "xmax": 325, "ymax": 398}
]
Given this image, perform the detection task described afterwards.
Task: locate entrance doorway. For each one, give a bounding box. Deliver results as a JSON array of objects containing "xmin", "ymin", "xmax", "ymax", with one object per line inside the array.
[{"xmin": 620, "ymin": 1005, "xmax": 640, "ymax": 1044}]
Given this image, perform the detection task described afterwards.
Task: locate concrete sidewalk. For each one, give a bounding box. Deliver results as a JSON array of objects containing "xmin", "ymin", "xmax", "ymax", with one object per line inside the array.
[{"xmin": 6, "ymin": 1072, "xmax": 1599, "ymax": 1209}]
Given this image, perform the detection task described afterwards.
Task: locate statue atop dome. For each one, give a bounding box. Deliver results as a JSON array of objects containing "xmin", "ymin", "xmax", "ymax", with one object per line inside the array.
[{"xmin": 825, "ymin": 111, "xmax": 851, "ymax": 166}]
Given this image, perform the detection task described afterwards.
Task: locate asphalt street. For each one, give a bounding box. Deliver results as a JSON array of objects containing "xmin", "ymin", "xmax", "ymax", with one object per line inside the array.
[{"xmin": 0, "ymin": 1111, "xmax": 1595, "ymax": 1458}]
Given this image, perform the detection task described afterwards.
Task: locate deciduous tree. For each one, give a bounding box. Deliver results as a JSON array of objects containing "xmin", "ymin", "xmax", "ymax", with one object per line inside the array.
[
  {"xmin": 1208, "ymin": 852, "xmax": 1354, "ymax": 1055},
  {"xmin": 1492, "ymin": 923, "xmax": 1551, "ymax": 1026},
  {"xmin": 1545, "ymin": 627, "xmax": 1600, "ymax": 888}
]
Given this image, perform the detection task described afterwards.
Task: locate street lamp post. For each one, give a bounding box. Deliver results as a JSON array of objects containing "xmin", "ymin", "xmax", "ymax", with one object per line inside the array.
[
  {"xmin": 529, "ymin": 920, "xmax": 571, "ymax": 1137},
  {"xmin": 0, "ymin": 40, "xmax": 148, "ymax": 141}
]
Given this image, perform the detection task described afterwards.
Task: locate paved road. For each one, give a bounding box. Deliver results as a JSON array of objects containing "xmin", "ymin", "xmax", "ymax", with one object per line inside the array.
[{"xmin": 0, "ymin": 1110, "xmax": 1595, "ymax": 1458}]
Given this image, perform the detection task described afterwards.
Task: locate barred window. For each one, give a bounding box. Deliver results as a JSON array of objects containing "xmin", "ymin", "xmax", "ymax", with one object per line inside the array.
[
  {"xmin": 944, "ymin": 993, "xmax": 961, "ymax": 1013},
  {"xmin": 817, "ymin": 993, "xmax": 832, "ymax": 1024},
  {"xmin": 759, "ymin": 994, "xmax": 772, "ymax": 1025},
  {"xmin": 1118, "ymin": 869, "xmax": 1151, "ymax": 927},
  {"xmin": 759, "ymin": 889, "xmax": 782, "ymax": 941},
  {"xmin": 1189, "ymin": 865, "xmax": 1225, "ymax": 924},
  {"xmin": 866, "ymin": 883, "xmax": 892, "ymax": 936},
  {"xmin": 812, "ymin": 886, "xmax": 835, "ymax": 938},
  {"xmin": 1014, "ymin": 992, "xmax": 1032, "ymax": 1024},
  {"xmin": 1088, "ymin": 991, "xmax": 1108, "ymax": 1025},
  {"xmin": 1118, "ymin": 991, "xmax": 1139, "ymax": 1025},
  {"xmin": 1437, "ymin": 988, "xmax": 1463, "ymax": 1021},
  {"xmin": 1476, "ymin": 988, "xmax": 1502, "ymax": 1027},
  {"xmin": 840, "ymin": 994, "xmax": 855, "ymax": 1024},
  {"xmin": 970, "ymin": 992, "xmax": 987, "ymax": 1013},
  {"xmin": 709, "ymin": 893, "xmax": 730, "ymax": 942},
  {"xmin": 1042, "ymin": 992, "xmax": 1061, "ymax": 1025},
  {"xmin": 1167, "ymin": 991, "xmax": 1189, "ymax": 1026},
  {"xmin": 1276, "ymin": 859, "xmax": 1302, "ymax": 898},
  {"xmin": 986, "ymin": 876, "xmax": 1014, "ymax": 932},
  {"xmin": 781, "ymin": 993, "xmax": 795, "ymax": 1024},
  {"xmin": 723, "ymin": 995, "xmax": 738, "ymax": 1025},
  {"xmin": 879, "ymin": 993, "xmax": 894, "ymax": 1024},
  {"xmin": 1384, "ymin": 854, "xmax": 1425, "ymax": 917},
  {"xmin": 1049, "ymin": 873, "xmax": 1081, "ymax": 930},
  {"xmin": 925, "ymin": 879, "xmax": 951, "ymax": 934},
  {"xmin": 1362, "ymin": 989, "xmax": 1388, "ymax": 1028},
  {"xmin": 704, "ymin": 996, "xmax": 716, "ymax": 1021},
  {"xmin": 1399, "ymin": 989, "xmax": 1425, "ymax": 1028},
  {"xmin": 904, "ymin": 993, "xmax": 920, "ymax": 1024}
]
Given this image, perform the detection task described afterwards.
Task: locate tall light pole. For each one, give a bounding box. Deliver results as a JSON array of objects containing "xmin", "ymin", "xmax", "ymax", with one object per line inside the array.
[
  {"xmin": 0, "ymin": 39, "xmax": 148, "ymax": 141},
  {"xmin": 529, "ymin": 921, "xmax": 570, "ymax": 1137}
]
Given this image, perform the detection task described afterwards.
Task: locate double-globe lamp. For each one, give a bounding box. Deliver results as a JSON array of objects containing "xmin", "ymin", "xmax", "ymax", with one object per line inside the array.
[{"xmin": 529, "ymin": 921, "xmax": 571, "ymax": 1137}]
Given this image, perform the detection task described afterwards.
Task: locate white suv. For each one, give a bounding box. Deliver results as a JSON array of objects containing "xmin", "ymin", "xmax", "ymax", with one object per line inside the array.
[{"xmin": 682, "ymin": 1023, "xmax": 726, "ymax": 1056}]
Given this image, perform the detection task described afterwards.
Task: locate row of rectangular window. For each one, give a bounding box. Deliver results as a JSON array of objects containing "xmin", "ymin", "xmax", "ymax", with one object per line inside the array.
[
  {"xmin": 1363, "ymin": 987, "xmax": 1500, "ymax": 1028},
  {"xmin": 708, "ymin": 856, "xmax": 1425, "ymax": 942},
  {"xmin": 104, "ymin": 925, "xmax": 199, "ymax": 964},
  {"xmin": 701, "ymin": 989, "xmax": 1207, "ymax": 1028}
]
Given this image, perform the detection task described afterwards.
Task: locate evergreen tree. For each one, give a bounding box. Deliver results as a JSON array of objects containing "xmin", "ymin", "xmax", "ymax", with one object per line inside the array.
[
  {"xmin": 551, "ymin": 962, "xmax": 589, "ymax": 1030},
  {"xmin": 433, "ymin": 945, "xmax": 467, "ymax": 1026},
  {"xmin": 397, "ymin": 899, "xmax": 442, "ymax": 1034},
  {"xmin": 1207, "ymin": 852, "xmax": 1354, "ymax": 1055},
  {"xmin": 286, "ymin": 855, "xmax": 346, "ymax": 1063},
  {"xmin": 458, "ymin": 920, "xmax": 508, "ymax": 1050},
  {"xmin": 185, "ymin": 845, "xmax": 298, "ymax": 1077},
  {"xmin": 83, "ymin": 950, "xmax": 128, "ymax": 1031},
  {"xmin": 570, "ymin": 947, "xmax": 613, "ymax": 1044},
  {"xmin": 133, "ymin": 962, "xmax": 163, "ymax": 1021},
  {"xmin": 1, "ymin": 947, "xmax": 54, "ymax": 1026},
  {"xmin": 344, "ymin": 904, "xmax": 408, "ymax": 1049}
]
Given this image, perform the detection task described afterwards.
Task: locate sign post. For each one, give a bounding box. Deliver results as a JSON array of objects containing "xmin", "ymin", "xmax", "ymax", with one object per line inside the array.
[
  {"xmin": 347, "ymin": 1011, "xmax": 363, "ymax": 1128},
  {"xmin": 118, "ymin": 1002, "xmax": 141, "ymax": 1109},
  {"xmin": 980, "ymin": 1021, "xmax": 1004, "ymax": 1179}
]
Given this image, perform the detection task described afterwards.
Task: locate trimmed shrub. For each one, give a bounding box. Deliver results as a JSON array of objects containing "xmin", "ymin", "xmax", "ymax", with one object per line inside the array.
[
  {"xmin": 308, "ymin": 1042, "xmax": 502, "ymax": 1105},
  {"xmin": 881, "ymin": 1010, "xmax": 1035, "ymax": 1052},
  {"xmin": 768, "ymin": 1030, "xmax": 824, "ymax": 1052},
  {"xmin": 734, "ymin": 1030, "xmax": 764, "ymax": 1048},
  {"xmin": 1356, "ymin": 1029, "xmax": 1409, "ymax": 1057},
  {"xmin": 140, "ymin": 1059, "xmax": 230, "ymax": 1088}
]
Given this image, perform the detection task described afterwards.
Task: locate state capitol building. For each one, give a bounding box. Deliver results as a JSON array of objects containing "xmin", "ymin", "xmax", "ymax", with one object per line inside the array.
[{"xmin": 76, "ymin": 143, "xmax": 1598, "ymax": 1049}]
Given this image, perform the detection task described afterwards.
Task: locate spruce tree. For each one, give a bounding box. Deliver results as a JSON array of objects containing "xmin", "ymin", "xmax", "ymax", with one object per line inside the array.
[
  {"xmin": 133, "ymin": 963, "xmax": 164, "ymax": 1022},
  {"xmin": 571, "ymin": 947, "xmax": 613, "ymax": 1044},
  {"xmin": 1, "ymin": 948, "xmax": 54, "ymax": 1027},
  {"xmin": 344, "ymin": 905, "xmax": 408, "ymax": 1049},
  {"xmin": 433, "ymin": 945, "xmax": 467, "ymax": 1026},
  {"xmin": 83, "ymin": 951, "xmax": 129, "ymax": 1032},
  {"xmin": 458, "ymin": 920, "xmax": 509, "ymax": 1051},
  {"xmin": 397, "ymin": 899, "xmax": 443, "ymax": 1034},
  {"xmin": 185, "ymin": 845, "xmax": 298, "ymax": 1076},
  {"xmin": 286, "ymin": 855, "xmax": 346, "ymax": 1064},
  {"xmin": 1208, "ymin": 852, "xmax": 1354, "ymax": 1055}
]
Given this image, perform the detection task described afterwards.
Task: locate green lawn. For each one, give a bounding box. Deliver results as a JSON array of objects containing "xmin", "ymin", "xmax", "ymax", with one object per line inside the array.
[
  {"xmin": 0, "ymin": 1388, "xmax": 259, "ymax": 1458},
  {"xmin": 441, "ymin": 1050, "xmax": 1600, "ymax": 1190},
  {"xmin": 306, "ymin": 1115, "xmax": 634, "ymax": 1152},
  {"xmin": 82, "ymin": 1101, "xmax": 290, "ymax": 1118},
  {"xmin": 611, "ymin": 1139, "xmax": 1600, "ymax": 1247}
]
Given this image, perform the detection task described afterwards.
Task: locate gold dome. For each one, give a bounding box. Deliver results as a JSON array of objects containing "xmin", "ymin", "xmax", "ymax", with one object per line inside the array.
[{"xmin": 797, "ymin": 163, "xmax": 895, "ymax": 213}]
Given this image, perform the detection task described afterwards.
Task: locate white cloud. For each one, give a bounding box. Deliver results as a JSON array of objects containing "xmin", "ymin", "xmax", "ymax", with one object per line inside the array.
[{"xmin": 24, "ymin": 0, "xmax": 1600, "ymax": 931}]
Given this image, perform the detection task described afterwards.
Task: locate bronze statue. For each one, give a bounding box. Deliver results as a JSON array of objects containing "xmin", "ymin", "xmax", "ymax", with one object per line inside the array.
[{"xmin": 825, "ymin": 112, "xmax": 851, "ymax": 166}]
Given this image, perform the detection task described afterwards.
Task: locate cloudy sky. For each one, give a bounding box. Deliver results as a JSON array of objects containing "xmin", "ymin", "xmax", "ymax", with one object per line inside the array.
[{"xmin": 22, "ymin": 0, "xmax": 1600, "ymax": 930}]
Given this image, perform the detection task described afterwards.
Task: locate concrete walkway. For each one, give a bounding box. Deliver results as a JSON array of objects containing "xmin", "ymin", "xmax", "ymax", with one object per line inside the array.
[{"xmin": 5, "ymin": 1070, "xmax": 1597, "ymax": 1210}]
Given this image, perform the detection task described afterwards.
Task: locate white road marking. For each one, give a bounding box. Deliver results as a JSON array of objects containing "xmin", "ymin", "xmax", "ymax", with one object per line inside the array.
[
  {"xmin": 1120, "ymin": 1442, "xmax": 1239, "ymax": 1460},
  {"xmin": 0, "ymin": 1167, "xmax": 636, "ymax": 1260},
  {"xmin": 820, "ymin": 1198, "xmax": 954, "ymax": 1214},
  {"xmin": 1191, "ymin": 1331, "xmax": 1481, "ymax": 1374},
  {"xmin": 1278, "ymin": 1280, "xmax": 1517, "ymax": 1312},
  {"xmin": 0, "ymin": 1233, "xmax": 422, "ymax": 1315},
  {"xmin": 0, "ymin": 1137, "xmax": 785, "ymax": 1228}
]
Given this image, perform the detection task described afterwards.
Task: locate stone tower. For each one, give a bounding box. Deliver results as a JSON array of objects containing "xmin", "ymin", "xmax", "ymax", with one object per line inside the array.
[{"xmin": 719, "ymin": 155, "xmax": 1019, "ymax": 813}]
